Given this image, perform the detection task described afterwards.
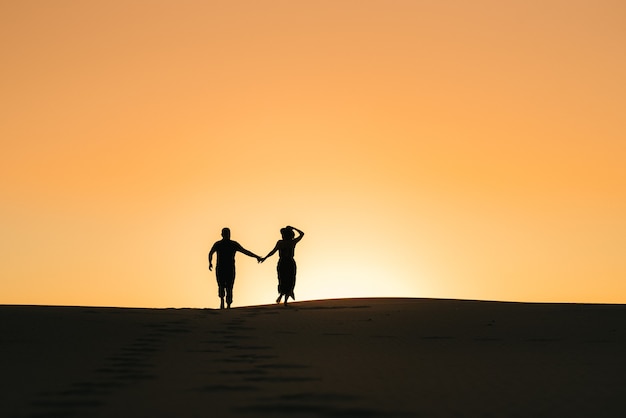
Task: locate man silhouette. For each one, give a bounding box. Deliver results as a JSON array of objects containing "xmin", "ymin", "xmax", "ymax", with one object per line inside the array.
[{"xmin": 208, "ymin": 227, "xmax": 261, "ymax": 309}]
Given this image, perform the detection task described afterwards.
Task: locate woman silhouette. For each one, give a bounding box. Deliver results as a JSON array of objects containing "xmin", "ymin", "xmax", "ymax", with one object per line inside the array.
[{"xmin": 261, "ymin": 226, "xmax": 304, "ymax": 305}]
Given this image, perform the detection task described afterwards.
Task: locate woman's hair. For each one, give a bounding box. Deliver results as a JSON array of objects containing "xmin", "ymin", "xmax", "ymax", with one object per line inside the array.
[{"xmin": 280, "ymin": 227, "xmax": 295, "ymax": 240}]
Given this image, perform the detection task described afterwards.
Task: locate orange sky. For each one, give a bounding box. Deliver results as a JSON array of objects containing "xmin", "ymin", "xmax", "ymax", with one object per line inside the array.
[{"xmin": 2, "ymin": 1, "xmax": 625, "ymax": 308}]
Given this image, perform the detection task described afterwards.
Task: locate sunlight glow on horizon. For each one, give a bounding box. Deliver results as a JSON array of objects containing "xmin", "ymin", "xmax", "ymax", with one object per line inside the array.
[{"xmin": 1, "ymin": 1, "xmax": 625, "ymax": 308}]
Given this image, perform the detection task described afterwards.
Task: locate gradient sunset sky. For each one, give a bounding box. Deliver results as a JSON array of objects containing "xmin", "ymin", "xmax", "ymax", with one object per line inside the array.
[{"xmin": 2, "ymin": 1, "xmax": 625, "ymax": 308}]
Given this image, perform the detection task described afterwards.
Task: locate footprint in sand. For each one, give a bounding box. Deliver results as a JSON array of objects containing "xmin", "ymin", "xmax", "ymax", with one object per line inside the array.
[
  {"xmin": 191, "ymin": 315, "xmax": 319, "ymax": 414},
  {"xmin": 234, "ymin": 392, "xmax": 405, "ymax": 417},
  {"xmin": 25, "ymin": 322, "xmax": 189, "ymax": 418}
]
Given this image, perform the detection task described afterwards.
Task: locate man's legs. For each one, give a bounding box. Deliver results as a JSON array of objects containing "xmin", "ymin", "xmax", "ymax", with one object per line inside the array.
[
  {"xmin": 216, "ymin": 264, "xmax": 235, "ymax": 309},
  {"xmin": 225, "ymin": 281, "xmax": 234, "ymax": 308},
  {"xmin": 218, "ymin": 285, "xmax": 226, "ymax": 309}
]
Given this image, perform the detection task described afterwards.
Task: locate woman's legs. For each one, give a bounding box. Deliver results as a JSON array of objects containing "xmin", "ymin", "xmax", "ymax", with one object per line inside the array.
[{"xmin": 278, "ymin": 259, "xmax": 296, "ymax": 306}]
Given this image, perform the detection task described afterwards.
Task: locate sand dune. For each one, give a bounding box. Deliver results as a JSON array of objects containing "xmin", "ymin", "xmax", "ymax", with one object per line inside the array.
[{"xmin": 2, "ymin": 298, "xmax": 625, "ymax": 417}]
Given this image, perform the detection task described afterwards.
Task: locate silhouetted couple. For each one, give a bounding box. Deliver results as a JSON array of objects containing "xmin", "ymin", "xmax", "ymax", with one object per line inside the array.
[{"xmin": 208, "ymin": 226, "xmax": 304, "ymax": 309}]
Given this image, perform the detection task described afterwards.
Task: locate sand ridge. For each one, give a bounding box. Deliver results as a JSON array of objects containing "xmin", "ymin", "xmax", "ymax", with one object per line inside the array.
[{"xmin": 2, "ymin": 298, "xmax": 626, "ymax": 417}]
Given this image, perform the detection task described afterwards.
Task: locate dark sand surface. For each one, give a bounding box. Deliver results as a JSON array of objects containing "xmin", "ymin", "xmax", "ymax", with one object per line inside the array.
[{"xmin": 2, "ymin": 298, "xmax": 626, "ymax": 417}]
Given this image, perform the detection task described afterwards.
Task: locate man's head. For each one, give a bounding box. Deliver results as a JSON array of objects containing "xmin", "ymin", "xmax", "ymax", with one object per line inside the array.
[{"xmin": 221, "ymin": 227, "xmax": 231, "ymax": 240}]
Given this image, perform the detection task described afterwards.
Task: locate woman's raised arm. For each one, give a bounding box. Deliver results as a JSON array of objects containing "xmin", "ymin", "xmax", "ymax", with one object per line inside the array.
[{"xmin": 289, "ymin": 226, "xmax": 304, "ymax": 243}]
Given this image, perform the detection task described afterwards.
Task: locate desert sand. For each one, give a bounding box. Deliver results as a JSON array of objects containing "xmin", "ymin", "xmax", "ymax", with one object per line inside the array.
[{"xmin": 2, "ymin": 298, "xmax": 625, "ymax": 417}]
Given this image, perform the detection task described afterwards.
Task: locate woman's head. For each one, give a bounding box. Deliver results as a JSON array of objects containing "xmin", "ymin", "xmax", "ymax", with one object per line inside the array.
[{"xmin": 280, "ymin": 227, "xmax": 295, "ymax": 240}]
